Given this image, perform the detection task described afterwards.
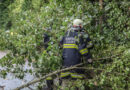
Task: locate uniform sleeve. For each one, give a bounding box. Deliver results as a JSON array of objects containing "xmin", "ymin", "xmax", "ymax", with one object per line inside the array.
[
  {"xmin": 85, "ymin": 35, "xmax": 93, "ymax": 61},
  {"xmin": 79, "ymin": 33, "xmax": 93, "ymax": 56},
  {"xmin": 43, "ymin": 33, "xmax": 50, "ymax": 44},
  {"xmin": 43, "ymin": 33, "xmax": 50, "ymax": 49}
]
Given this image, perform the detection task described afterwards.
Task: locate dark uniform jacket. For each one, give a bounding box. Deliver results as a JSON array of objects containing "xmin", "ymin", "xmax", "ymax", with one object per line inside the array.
[
  {"xmin": 60, "ymin": 27, "xmax": 93, "ymax": 67},
  {"xmin": 43, "ymin": 33, "xmax": 50, "ymax": 49}
]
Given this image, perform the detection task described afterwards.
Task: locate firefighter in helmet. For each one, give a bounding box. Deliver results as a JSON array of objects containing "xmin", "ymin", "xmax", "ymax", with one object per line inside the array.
[
  {"xmin": 45, "ymin": 19, "xmax": 93, "ymax": 90},
  {"xmin": 59, "ymin": 19, "xmax": 93, "ymax": 85}
]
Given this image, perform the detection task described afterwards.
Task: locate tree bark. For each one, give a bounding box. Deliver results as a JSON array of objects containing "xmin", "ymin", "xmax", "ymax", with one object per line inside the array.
[{"xmin": 99, "ymin": 0, "xmax": 103, "ymax": 32}]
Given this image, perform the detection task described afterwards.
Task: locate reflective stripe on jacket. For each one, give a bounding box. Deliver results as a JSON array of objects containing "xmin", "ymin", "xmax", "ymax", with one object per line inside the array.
[
  {"xmin": 63, "ymin": 44, "xmax": 78, "ymax": 49},
  {"xmin": 60, "ymin": 72, "xmax": 85, "ymax": 79},
  {"xmin": 79, "ymin": 48, "xmax": 88, "ymax": 55}
]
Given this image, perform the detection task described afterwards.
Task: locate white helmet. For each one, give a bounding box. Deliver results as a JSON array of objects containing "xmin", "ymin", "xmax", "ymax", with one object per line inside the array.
[{"xmin": 73, "ymin": 19, "xmax": 83, "ymax": 27}]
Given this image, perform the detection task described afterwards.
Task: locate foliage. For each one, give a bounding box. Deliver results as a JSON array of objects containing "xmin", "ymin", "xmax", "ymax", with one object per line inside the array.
[
  {"xmin": 0, "ymin": 0, "xmax": 130, "ymax": 89},
  {"xmin": 0, "ymin": 0, "xmax": 14, "ymax": 29}
]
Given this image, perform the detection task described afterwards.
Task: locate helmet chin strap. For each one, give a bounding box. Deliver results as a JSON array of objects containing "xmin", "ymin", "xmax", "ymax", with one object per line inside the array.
[
  {"xmin": 73, "ymin": 25, "xmax": 82, "ymax": 28},
  {"xmin": 72, "ymin": 26, "xmax": 83, "ymax": 32}
]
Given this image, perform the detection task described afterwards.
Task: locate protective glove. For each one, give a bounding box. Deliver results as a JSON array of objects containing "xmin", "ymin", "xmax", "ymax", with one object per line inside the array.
[
  {"xmin": 87, "ymin": 58, "xmax": 93, "ymax": 64},
  {"xmin": 85, "ymin": 53, "xmax": 92, "ymax": 63}
]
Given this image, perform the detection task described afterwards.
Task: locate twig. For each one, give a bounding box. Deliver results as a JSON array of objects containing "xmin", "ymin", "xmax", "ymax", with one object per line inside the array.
[{"xmin": 92, "ymin": 53, "xmax": 121, "ymax": 61}]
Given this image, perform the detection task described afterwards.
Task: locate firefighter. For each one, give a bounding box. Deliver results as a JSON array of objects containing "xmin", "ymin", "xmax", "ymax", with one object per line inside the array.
[
  {"xmin": 59, "ymin": 19, "xmax": 93, "ymax": 88},
  {"xmin": 44, "ymin": 19, "xmax": 93, "ymax": 90},
  {"xmin": 43, "ymin": 27, "xmax": 54, "ymax": 90}
]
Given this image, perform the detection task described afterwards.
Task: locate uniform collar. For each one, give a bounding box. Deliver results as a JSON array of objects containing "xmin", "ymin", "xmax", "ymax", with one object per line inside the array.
[{"xmin": 71, "ymin": 26, "xmax": 84, "ymax": 32}]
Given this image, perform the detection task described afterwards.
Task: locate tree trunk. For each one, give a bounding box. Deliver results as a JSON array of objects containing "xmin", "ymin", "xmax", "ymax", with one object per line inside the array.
[{"xmin": 99, "ymin": 0, "xmax": 103, "ymax": 32}]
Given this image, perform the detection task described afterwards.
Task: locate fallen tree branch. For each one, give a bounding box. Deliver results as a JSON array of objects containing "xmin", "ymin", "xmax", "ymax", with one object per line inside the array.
[
  {"xmin": 14, "ymin": 63, "xmax": 83, "ymax": 90},
  {"xmin": 14, "ymin": 53, "xmax": 121, "ymax": 90}
]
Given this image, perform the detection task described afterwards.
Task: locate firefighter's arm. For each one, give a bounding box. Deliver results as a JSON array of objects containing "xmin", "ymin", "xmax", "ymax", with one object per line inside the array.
[
  {"xmin": 83, "ymin": 34, "xmax": 93, "ymax": 63},
  {"xmin": 43, "ymin": 33, "xmax": 50, "ymax": 44},
  {"xmin": 78, "ymin": 33, "xmax": 88, "ymax": 55},
  {"xmin": 79, "ymin": 34, "xmax": 93, "ymax": 55},
  {"xmin": 43, "ymin": 33, "xmax": 50, "ymax": 49}
]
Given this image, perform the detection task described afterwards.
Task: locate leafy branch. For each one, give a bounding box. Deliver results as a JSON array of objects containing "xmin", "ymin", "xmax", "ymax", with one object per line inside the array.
[{"xmin": 14, "ymin": 53, "xmax": 121, "ymax": 90}]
